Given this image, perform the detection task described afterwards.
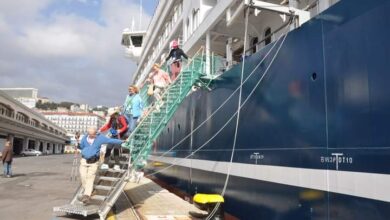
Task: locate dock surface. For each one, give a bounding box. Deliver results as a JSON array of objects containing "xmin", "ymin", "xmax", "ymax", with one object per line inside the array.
[
  {"xmin": 0, "ymin": 154, "xmax": 80, "ymax": 220},
  {"xmin": 122, "ymin": 177, "xmax": 205, "ymax": 220},
  {"xmin": 0, "ymin": 154, "xmax": 205, "ymax": 220}
]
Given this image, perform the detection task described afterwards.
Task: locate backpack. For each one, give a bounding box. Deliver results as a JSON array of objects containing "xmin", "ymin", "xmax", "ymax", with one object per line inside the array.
[{"xmin": 110, "ymin": 115, "xmax": 128, "ymax": 135}]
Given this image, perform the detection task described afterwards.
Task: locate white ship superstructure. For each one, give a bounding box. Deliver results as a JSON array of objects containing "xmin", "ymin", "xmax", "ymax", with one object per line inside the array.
[{"xmin": 122, "ymin": 0, "xmax": 338, "ymax": 85}]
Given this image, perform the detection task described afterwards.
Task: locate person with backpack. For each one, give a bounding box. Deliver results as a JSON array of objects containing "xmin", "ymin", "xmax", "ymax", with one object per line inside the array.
[
  {"xmin": 99, "ymin": 108, "xmax": 128, "ymax": 170},
  {"xmin": 2, "ymin": 140, "xmax": 13, "ymax": 178},
  {"xmin": 165, "ymin": 39, "xmax": 188, "ymax": 80},
  {"xmin": 100, "ymin": 108, "xmax": 128, "ymax": 138}
]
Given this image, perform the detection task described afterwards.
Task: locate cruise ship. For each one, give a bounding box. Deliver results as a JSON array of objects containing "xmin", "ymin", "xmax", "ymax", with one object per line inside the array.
[{"xmin": 121, "ymin": 0, "xmax": 390, "ymax": 219}]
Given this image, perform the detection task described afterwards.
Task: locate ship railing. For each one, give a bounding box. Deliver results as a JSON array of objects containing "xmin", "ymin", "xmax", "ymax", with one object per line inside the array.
[{"xmin": 123, "ymin": 46, "xmax": 206, "ymax": 171}]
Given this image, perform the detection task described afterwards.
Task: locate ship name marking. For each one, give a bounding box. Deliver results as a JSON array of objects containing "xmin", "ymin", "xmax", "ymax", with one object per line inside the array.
[
  {"xmin": 320, "ymin": 153, "xmax": 353, "ymax": 170},
  {"xmin": 250, "ymin": 152, "xmax": 264, "ymax": 164}
]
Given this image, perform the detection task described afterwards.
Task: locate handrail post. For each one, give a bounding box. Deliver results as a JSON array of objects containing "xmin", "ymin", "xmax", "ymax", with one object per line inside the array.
[
  {"xmin": 165, "ymin": 89, "xmax": 170, "ymax": 121},
  {"xmin": 179, "ymin": 69, "xmax": 183, "ymax": 95}
]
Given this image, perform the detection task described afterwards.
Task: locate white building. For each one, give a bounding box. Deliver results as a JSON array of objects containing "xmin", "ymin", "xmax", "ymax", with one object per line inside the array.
[
  {"xmin": 80, "ymin": 104, "xmax": 90, "ymax": 112},
  {"xmin": 0, "ymin": 88, "xmax": 38, "ymax": 108},
  {"xmin": 37, "ymin": 97, "xmax": 50, "ymax": 104},
  {"xmin": 70, "ymin": 104, "xmax": 81, "ymax": 112},
  {"xmin": 92, "ymin": 110, "xmax": 106, "ymax": 118},
  {"xmin": 43, "ymin": 112, "xmax": 106, "ymax": 134},
  {"xmin": 70, "ymin": 103, "xmax": 91, "ymax": 113}
]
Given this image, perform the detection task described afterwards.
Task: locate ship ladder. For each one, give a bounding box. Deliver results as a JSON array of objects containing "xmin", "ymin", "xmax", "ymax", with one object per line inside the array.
[
  {"xmin": 53, "ymin": 47, "xmax": 209, "ymax": 220},
  {"xmin": 122, "ymin": 46, "xmax": 207, "ymax": 176}
]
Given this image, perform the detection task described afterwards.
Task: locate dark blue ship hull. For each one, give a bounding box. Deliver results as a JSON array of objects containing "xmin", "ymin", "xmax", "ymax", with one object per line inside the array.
[{"xmin": 146, "ymin": 0, "xmax": 390, "ymax": 219}]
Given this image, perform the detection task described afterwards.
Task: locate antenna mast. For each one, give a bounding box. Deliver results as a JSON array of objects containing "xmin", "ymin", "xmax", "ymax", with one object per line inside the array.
[{"xmin": 139, "ymin": 0, "xmax": 143, "ymax": 30}]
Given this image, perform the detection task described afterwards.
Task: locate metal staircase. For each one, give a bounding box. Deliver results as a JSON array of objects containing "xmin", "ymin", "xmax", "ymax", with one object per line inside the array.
[
  {"xmin": 53, "ymin": 154, "xmax": 130, "ymax": 219},
  {"xmin": 122, "ymin": 47, "xmax": 206, "ymax": 170},
  {"xmin": 53, "ymin": 47, "xmax": 208, "ymax": 220}
]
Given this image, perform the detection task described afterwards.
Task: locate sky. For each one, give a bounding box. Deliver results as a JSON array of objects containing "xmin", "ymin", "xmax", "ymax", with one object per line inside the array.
[{"xmin": 0, "ymin": 0, "xmax": 158, "ymax": 107}]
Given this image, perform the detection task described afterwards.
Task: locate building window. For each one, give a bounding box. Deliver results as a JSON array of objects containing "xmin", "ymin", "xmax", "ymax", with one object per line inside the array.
[
  {"xmin": 16, "ymin": 112, "xmax": 29, "ymax": 124},
  {"xmin": 0, "ymin": 103, "xmax": 14, "ymax": 118}
]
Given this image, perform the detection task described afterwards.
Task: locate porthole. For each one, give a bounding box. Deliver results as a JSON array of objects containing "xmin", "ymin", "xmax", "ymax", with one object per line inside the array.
[{"xmin": 311, "ymin": 72, "xmax": 317, "ymax": 81}]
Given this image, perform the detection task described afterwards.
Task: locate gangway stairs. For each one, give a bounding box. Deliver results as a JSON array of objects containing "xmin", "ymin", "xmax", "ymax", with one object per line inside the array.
[{"xmin": 53, "ymin": 48, "xmax": 207, "ymax": 220}]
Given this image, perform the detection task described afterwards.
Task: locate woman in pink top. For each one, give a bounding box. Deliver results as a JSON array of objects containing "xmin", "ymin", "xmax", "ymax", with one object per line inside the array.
[{"xmin": 149, "ymin": 63, "xmax": 171, "ymax": 101}]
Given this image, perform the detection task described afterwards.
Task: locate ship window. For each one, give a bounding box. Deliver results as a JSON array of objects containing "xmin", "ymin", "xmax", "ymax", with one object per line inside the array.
[
  {"xmin": 186, "ymin": 18, "xmax": 190, "ymax": 39},
  {"xmin": 192, "ymin": 9, "xmax": 199, "ymax": 31},
  {"xmin": 252, "ymin": 37, "xmax": 258, "ymax": 53},
  {"xmin": 264, "ymin": 27, "xmax": 272, "ymax": 45},
  {"xmin": 122, "ymin": 35, "xmax": 131, "ymax": 47},
  {"xmin": 131, "ymin": 36, "xmax": 143, "ymax": 47}
]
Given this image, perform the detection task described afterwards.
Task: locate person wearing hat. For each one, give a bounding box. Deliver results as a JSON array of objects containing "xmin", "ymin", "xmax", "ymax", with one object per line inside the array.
[
  {"xmin": 99, "ymin": 108, "xmax": 128, "ymax": 170},
  {"xmin": 100, "ymin": 108, "xmax": 128, "ymax": 138},
  {"xmin": 165, "ymin": 39, "xmax": 188, "ymax": 80}
]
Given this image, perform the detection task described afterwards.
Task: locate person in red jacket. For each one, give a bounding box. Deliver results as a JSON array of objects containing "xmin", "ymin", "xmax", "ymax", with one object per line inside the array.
[
  {"xmin": 99, "ymin": 109, "xmax": 128, "ymax": 169},
  {"xmin": 99, "ymin": 109, "xmax": 128, "ymax": 139}
]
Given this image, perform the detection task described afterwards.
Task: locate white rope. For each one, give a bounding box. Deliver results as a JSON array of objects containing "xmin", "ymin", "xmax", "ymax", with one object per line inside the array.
[
  {"xmin": 145, "ymin": 28, "xmax": 289, "ymax": 219},
  {"xmin": 146, "ymin": 23, "xmax": 290, "ymax": 178},
  {"xmin": 222, "ymin": 5, "xmax": 249, "ymax": 196},
  {"xmin": 155, "ymin": 26, "xmax": 285, "ymax": 160},
  {"xmin": 205, "ymin": 8, "xmax": 250, "ymax": 220}
]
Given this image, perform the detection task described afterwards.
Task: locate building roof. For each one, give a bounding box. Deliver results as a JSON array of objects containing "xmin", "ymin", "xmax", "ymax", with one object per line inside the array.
[{"xmin": 42, "ymin": 111, "xmax": 105, "ymax": 119}]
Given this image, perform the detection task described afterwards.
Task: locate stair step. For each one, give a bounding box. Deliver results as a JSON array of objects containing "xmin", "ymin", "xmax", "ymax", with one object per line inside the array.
[
  {"xmin": 94, "ymin": 185, "xmax": 113, "ymax": 191},
  {"xmin": 98, "ymin": 176, "xmax": 120, "ymax": 182},
  {"xmin": 91, "ymin": 195, "xmax": 107, "ymax": 201},
  {"xmin": 99, "ymin": 168, "xmax": 124, "ymax": 173},
  {"xmin": 106, "ymin": 168, "xmax": 126, "ymax": 173},
  {"xmin": 108, "ymin": 160, "xmax": 128, "ymax": 165},
  {"xmin": 134, "ymin": 134, "xmax": 149, "ymax": 138}
]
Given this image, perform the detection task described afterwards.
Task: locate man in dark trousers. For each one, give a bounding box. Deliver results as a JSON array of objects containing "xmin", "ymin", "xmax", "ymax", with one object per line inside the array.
[{"xmin": 2, "ymin": 140, "xmax": 13, "ymax": 178}]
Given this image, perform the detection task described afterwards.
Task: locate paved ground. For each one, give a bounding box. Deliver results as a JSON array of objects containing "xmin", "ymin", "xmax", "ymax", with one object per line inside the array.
[
  {"xmin": 0, "ymin": 154, "xmax": 86, "ymax": 220},
  {"xmin": 124, "ymin": 178, "xmax": 206, "ymax": 220},
  {"xmin": 0, "ymin": 154, "xmax": 204, "ymax": 220}
]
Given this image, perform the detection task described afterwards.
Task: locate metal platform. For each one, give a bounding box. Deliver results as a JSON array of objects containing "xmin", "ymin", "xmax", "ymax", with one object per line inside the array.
[{"xmin": 53, "ymin": 204, "xmax": 99, "ymax": 217}]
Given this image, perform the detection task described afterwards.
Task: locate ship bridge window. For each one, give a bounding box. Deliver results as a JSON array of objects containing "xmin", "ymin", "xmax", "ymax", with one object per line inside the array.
[
  {"xmin": 264, "ymin": 27, "xmax": 272, "ymax": 45},
  {"xmin": 131, "ymin": 36, "xmax": 143, "ymax": 47},
  {"xmin": 122, "ymin": 35, "xmax": 130, "ymax": 47}
]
